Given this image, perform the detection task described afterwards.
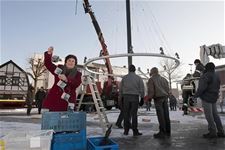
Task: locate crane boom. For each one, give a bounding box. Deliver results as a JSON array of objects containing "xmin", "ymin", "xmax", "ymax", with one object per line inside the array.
[
  {"xmin": 83, "ymin": 0, "xmax": 113, "ymax": 78},
  {"xmin": 200, "ymin": 43, "xmax": 225, "ymax": 65}
]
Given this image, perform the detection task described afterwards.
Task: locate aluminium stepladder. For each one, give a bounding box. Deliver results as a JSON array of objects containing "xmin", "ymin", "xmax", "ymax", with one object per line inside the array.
[{"xmin": 77, "ymin": 75, "xmax": 110, "ymax": 134}]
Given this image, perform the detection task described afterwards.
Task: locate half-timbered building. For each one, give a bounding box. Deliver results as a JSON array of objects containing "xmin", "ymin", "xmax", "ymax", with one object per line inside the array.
[{"xmin": 0, "ymin": 60, "xmax": 29, "ymax": 100}]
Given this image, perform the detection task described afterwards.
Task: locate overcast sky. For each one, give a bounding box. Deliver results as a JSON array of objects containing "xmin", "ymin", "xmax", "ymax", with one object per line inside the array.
[{"xmin": 1, "ymin": 0, "xmax": 224, "ymax": 77}]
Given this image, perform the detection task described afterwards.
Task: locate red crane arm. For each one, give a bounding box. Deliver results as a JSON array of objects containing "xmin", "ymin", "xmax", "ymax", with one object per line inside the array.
[{"xmin": 83, "ymin": 0, "xmax": 113, "ymax": 77}]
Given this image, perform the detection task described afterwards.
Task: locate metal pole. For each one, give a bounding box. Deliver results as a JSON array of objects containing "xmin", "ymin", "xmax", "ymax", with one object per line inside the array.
[{"xmin": 126, "ymin": 0, "xmax": 132, "ymax": 68}]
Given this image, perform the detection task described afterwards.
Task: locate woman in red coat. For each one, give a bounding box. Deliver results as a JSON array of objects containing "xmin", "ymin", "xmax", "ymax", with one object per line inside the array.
[{"xmin": 42, "ymin": 46, "xmax": 82, "ymax": 111}]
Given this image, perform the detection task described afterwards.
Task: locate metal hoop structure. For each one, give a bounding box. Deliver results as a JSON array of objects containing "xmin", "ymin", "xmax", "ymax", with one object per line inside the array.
[{"xmin": 84, "ymin": 53, "xmax": 180, "ymax": 77}]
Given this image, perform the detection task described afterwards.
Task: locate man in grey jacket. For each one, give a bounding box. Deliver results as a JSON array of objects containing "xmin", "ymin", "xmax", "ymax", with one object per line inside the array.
[
  {"xmin": 119, "ymin": 64, "xmax": 145, "ymax": 136},
  {"xmin": 194, "ymin": 62, "xmax": 225, "ymax": 138},
  {"xmin": 147, "ymin": 67, "xmax": 170, "ymax": 138}
]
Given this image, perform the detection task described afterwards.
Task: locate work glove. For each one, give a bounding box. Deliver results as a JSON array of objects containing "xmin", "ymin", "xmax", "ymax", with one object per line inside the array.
[{"xmin": 139, "ymin": 97, "xmax": 144, "ymax": 106}]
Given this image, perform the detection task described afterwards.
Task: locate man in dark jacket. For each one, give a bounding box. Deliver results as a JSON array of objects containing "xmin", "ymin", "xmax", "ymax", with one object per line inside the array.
[
  {"xmin": 181, "ymin": 73, "xmax": 193, "ymax": 115},
  {"xmin": 193, "ymin": 59, "xmax": 205, "ymax": 77},
  {"xmin": 194, "ymin": 62, "xmax": 225, "ymax": 138},
  {"xmin": 119, "ymin": 64, "xmax": 145, "ymax": 136},
  {"xmin": 169, "ymin": 92, "xmax": 177, "ymax": 111},
  {"xmin": 26, "ymin": 85, "xmax": 34, "ymax": 116},
  {"xmin": 35, "ymin": 87, "xmax": 46, "ymax": 114},
  {"xmin": 147, "ymin": 67, "xmax": 170, "ymax": 138}
]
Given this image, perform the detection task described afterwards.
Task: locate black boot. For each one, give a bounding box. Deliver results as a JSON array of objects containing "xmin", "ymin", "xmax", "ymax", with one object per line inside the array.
[
  {"xmin": 124, "ymin": 129, "xmax": 129, "ymax": 135},
  {"xmin": 133, "ymin": 129, "xmax": 142, "ymax": 136},
  {"xmin": 38, "ymin": 107, "xmax": 41, "ymax": 114},
  {"xmin": 202, "ymin": 132, "xmax": 217, "ymax": 138},
  {"xmin": 27, "ymin": 108, "xmax": 31, "ymax": 116},
  {"xmin": 166, "ymin": 132, "xmax": 171, "ymax": 137},
  {"xmin": 217, "ymin": 132, "xmax": 225, "ymax": 138},
  {"xmin": 115, "ymin": 123, "xmax": 123, "ymax": 129},
  {"xmin": 153, "ymin": 132, "xmax": 166, "ymax": 139}
]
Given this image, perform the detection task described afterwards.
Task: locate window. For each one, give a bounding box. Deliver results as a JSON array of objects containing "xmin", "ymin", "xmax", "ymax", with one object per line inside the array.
[
  {"xmin": 12, "ymin": 77, "xmax": 20, "ymax": 86},
  {"xmin": 0, "ymin": 76, "xmax": 6, "ymax": 85}
]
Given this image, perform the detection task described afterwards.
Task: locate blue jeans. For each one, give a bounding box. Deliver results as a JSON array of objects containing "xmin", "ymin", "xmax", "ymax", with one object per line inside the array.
[{"xmin": 202, "ymin": 100, "xmax": 224, "ymax": 134}]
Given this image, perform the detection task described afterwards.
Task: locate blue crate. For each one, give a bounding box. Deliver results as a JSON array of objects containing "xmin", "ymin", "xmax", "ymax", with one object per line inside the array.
[
  {"xmin": 87, "ymin": 137, "xmax": 119, "ymax": 150},
  {"xmin": 41, "ymin": 111, "xmax": 86, "ymax": 132},
  {"xmin": 52, "ymin": 131, "xmax": 86, "ymax": 150}
]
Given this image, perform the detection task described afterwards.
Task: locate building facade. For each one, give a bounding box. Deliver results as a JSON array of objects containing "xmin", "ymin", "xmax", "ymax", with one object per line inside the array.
[
  {"xmin": 216, "ymin": 65, "xmax": 225, "ymax": 100},
  {"xmin": 0, "ymin": 60, "xmax": 29, "ymax": 99}
]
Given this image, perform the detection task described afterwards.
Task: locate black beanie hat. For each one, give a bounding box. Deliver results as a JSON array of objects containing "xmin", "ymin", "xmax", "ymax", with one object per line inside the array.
[
  {"xmin": 194, "ymin": 59, "xmax": 201, "ymax": 64},
  {"xmin": 205, "ymin": 62, "xmax": 215, "ymax": 71},
  {"xmin": 129, "ymin": 64, "xmax": 136, "ymax": 72},
  {"xmin": 65, "ymin": 54, "xmax": 77, "ymax": 65}
]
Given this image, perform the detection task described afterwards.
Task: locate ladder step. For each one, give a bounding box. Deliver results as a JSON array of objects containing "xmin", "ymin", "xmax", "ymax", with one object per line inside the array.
[
  {"xmin": 103, "ymin": 123, "xmax": 110, "ymax": 126},
  {"xmin": 78, "ymin": 91, "xmax": 86, "ymax": 94},
  {"xmin": 81, "ymin": 102, "xmax": 95, "ymax": 105},
  {"xmin": 99, "ymin": 114, "xmax": 107, "ymax": 118},
  {"xmin": 95, "ymin": 116, "xmax": 108, "ymax": 119}
]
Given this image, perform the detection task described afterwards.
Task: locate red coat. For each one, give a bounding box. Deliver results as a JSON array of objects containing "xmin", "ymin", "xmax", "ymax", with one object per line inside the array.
[{"xmin": 42, "ymin": 52, "xmax": 82, "ymax": 111}]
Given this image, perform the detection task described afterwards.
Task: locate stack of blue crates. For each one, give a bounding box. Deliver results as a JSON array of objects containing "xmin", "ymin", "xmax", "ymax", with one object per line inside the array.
[{"xmin": 42, "ymin": 111, "xmax": 86, "ymax": 150}]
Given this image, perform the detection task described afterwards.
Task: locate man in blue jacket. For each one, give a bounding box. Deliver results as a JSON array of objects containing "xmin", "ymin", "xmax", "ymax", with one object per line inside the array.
[{"xmin": 194, "ymin": 62, "xmax": 225, "ymax": 138}]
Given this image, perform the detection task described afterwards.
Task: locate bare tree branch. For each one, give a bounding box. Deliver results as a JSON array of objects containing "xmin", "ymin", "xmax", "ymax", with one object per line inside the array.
[
  {"xmin": 160, "ymin": 59, "xmax": 183, "ymax": 89},
  {"xmin": 27, "ymin": 55, "xmax": 46, "ymax": 94}
]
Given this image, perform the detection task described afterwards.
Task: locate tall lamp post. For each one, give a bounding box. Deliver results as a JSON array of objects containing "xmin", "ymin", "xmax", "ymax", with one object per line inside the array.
[{"xmin": 126, "ymin": 0, "xmax": 133, "ymax": 68}]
